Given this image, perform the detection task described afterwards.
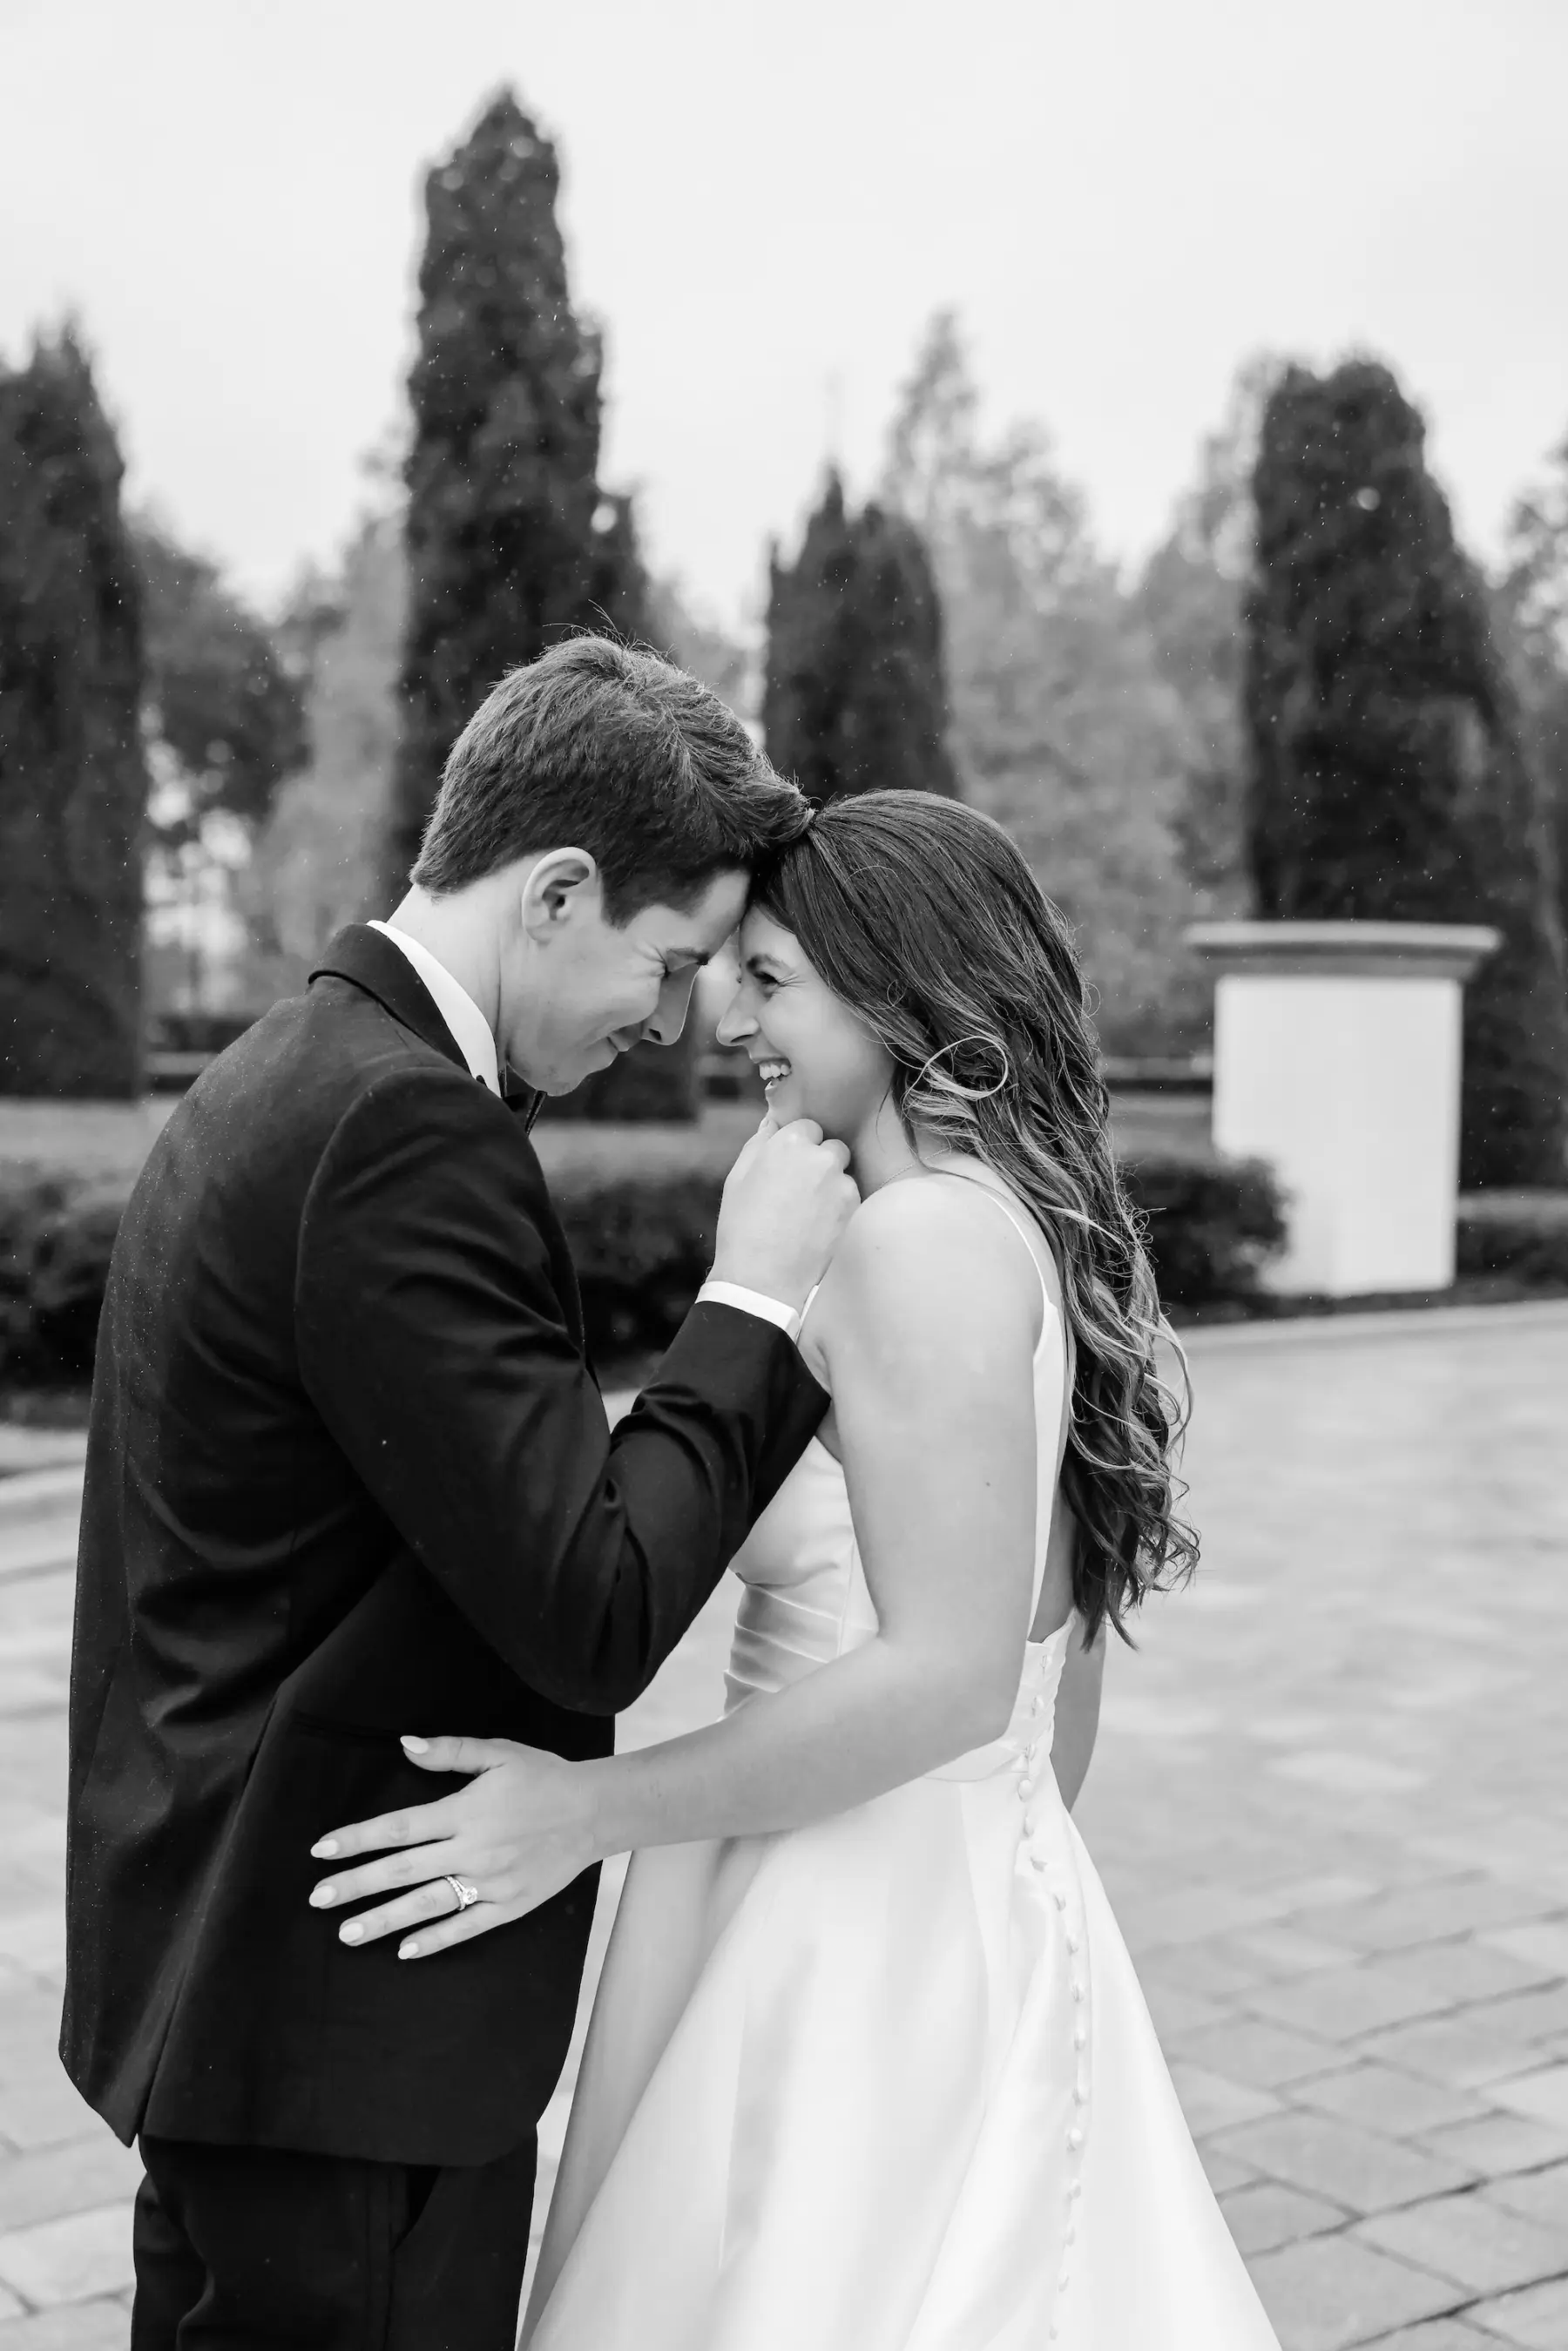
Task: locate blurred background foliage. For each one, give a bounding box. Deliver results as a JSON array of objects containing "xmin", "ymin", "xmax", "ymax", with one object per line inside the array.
[
  {"xmin": 762, "ymin": 470, "xmax": 959, "ymax": 807},
  {"xmin": 3, "ymin": 80, "xmax": 1568, "ymax": 1216},
  {"xmin": 387, "ymin": 92, "xmax": 650, "ymax": 898},
  {"xmin": 1244, "ymin": 361, "xmax": 1568, "ymax": 1187},
  {"xmin": 0, "ymin": 329, "xmax": 147, "ymax": 1099}
]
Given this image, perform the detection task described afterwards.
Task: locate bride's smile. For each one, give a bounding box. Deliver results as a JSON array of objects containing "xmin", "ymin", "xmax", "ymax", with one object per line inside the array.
[{"xmin": 717, "ymin": 908, "xmax": 896, "ymax": 1160}]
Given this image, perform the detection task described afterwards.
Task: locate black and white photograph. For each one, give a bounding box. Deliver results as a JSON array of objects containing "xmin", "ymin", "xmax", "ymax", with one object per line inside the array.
[{"xmin": 2, "ymin": 3, "xmax": 1567, "ymax": 2345}]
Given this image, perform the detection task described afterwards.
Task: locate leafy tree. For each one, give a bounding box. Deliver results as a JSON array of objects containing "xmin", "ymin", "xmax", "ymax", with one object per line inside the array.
[
  {"xmin": 882, "ymin": 313, "xmax": 1208, "ymax": 1054},
  {"xmin": 0, "ymin": 328, "xmax": 147, "ymax": 1097},
  {"xmin": 245, "ymin": 510, "xmax": 407, "ymax": 983},
  {"xmin": 762, "ymin": 471, "xmax": 958, "ymax": 804},
  {"xmin": 134, "ymin": 516, "xmax": 308, "ymax": 845},
  {"xmin": 133, "ymin": 516, "xmax": 308, "ymax": 1019},
  {"xmin": 1495, "ymin": 429, "xmax": 1568, "ymax": 958},
  {"xmin": 1133, "ymin": 356, "xmax": 1281, "ymax": 907},
  {"xmin": 389, "ymin": 88, "xmax": 648, "ymax": 890},
  {"xmin": 1245, "ymin": 359, "xmax": 1568, "ymax": 1187}
]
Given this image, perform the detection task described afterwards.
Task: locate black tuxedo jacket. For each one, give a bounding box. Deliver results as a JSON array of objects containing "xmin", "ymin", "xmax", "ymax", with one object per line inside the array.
[{"xmin": 61, "ymin": 925, "xmax": 825, "ymax": 2165}]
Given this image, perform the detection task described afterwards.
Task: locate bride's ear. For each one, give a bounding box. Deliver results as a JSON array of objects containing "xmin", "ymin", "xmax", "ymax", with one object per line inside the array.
[{"xmin": 520, "ymin": 848, "xmax": 599, "ymax": 942}]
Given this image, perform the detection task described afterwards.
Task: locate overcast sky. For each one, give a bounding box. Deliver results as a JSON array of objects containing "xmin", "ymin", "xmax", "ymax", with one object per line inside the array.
[{"xmin": 2, "ymin": 0, "xmax": 1562, "ymax": 629}]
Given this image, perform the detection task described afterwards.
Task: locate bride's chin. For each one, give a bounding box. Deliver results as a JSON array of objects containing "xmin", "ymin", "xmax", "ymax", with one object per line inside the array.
[{"xmin": 765, "ymin": 1079, "xmax": 848, "ymax": 1144}]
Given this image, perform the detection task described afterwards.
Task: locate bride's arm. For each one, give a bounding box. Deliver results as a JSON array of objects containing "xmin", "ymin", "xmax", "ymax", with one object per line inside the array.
[
  {"xmin": 578, "ymin": 1179, "xmax": 1048, "ymax": 1843},
  {"xmin": 308, "ymin": 1182, "xmax": 1051, "ymax": 1953}
]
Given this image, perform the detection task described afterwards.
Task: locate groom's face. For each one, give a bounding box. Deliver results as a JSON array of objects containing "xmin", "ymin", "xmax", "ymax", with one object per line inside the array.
[{"xmin": 501, "ymin": 861, "xmax": 751, "ymax": 1094}]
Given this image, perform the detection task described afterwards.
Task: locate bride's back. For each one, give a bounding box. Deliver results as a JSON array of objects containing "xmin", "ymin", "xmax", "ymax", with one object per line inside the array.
[{"xmin": 733, "ymin": 1159, "xmax": 1078, "ymax": 1692}]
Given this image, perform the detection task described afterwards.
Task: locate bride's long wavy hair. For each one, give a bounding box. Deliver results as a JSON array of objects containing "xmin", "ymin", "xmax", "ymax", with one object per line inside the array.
[{"xmin": 751, "ymin": 791, "xmax": 1197, "ymax": 1645}]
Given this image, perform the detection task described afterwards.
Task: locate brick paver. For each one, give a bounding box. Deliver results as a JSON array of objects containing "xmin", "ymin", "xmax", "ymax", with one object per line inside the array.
[
  {"xmin": 1468, "ymin": 2273, "xmax": 1568, "ymax": 2345},
  {"xmin": 1374, "ymin": 2327, "xmax": 1528, "ymax": 2351},
  {"xmin": 1355, "ymin": 2189, "xmax": 1567, "ymax": 2298},
  {"xmin": 0, "ymin": 1300, "xmax": 1565, "ymax": 2346}
]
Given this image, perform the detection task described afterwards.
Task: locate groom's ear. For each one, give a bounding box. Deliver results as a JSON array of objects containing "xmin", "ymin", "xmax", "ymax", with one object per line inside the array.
[{"xmin": 520, "ymin": 848, "xmax": 601, "ymax": 942}]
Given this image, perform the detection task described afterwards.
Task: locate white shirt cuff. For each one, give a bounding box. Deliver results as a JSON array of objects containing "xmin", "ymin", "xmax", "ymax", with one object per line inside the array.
[{"xmin": 696, "ymin": 1280, "xmax": 802, "ymax": 1343}]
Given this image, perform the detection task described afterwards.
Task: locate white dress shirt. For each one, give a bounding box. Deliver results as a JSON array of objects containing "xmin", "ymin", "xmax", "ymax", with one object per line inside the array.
[
  {"xmin": 368, "ymin": 920, "xmax": 500, "ymax": 1095},
  {"xmin": 368, "ymin": 920, "xmax": 800, "ymax": 1342}
]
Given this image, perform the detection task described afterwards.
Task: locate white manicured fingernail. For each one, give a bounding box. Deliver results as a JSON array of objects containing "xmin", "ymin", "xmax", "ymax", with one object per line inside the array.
[
  {"xmin": 340, "ymin": 1921, "xmax": 363, "ymax": 1944},
  {"xmin": 310, "ymin": 1884, "xmax": 336, "ymax": 1908},
  {"xmin": 312, "ymin": 1839, "xmax": 339, "ymax": 1859},
  {"xmin": 402, "ymin": 1736, "xmax": 429, "ymax": 1753},
  {"xmin": 400, "ymin": 1941, "xmax": 420, "ymax": 1959}
]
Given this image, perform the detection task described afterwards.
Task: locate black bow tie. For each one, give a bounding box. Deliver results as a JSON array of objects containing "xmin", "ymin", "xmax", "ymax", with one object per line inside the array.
[{"xmin": 485, "ymin": 1068, "xmax": 543, "ymax": 1132}]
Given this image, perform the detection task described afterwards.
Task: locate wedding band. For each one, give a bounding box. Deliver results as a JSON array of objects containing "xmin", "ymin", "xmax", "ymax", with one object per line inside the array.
[{"xmin": 443, "ymin": 1874, "xmax": 479, "ymax": 1912}]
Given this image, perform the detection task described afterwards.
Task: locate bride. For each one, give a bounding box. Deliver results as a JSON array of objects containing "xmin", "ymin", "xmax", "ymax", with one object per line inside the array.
[{"xmin": 312, "ymin": 793, "xmax": 1281, "ymax": 2348}]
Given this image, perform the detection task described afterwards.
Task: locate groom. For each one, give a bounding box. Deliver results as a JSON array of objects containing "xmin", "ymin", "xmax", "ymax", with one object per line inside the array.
[{"xmin": 62, "ymin": 638, "xmax": 855, "ymax": 2348}]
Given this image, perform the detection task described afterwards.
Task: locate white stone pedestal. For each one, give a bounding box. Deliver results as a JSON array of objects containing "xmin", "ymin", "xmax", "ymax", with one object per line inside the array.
[{"xmin": 1184, "ymin": 922, "xmax": 1498, "ymax": 1296}]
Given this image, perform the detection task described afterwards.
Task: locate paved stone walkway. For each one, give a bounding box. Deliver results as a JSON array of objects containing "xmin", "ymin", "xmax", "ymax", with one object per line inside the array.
[{"xmin": 1, "ymin": 1302, "xmax": 1565, "ymax": 2347}]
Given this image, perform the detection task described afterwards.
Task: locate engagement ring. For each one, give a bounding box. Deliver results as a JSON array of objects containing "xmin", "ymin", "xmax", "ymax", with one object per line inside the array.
[{"xmin": 443, "ymin": 1875, "xmax": 479, "ymax": 1912}]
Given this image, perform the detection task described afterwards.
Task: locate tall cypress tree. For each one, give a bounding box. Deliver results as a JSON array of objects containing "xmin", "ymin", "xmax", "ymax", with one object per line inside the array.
[
  {"xmin": 388, "ymin": 90, "xmax": 647, "ymax": 888},
  {"xmin": 0, "ymin": 329, "xmax": 147, "ymax": 1097},
  {"xmin": 763, "ymin": 473, "xmax": 958, "ymax": 804},
  {"xmin": 1497, "ymin": 430, "xmax": 1568, "ymax": 969},
  {"xmin": 1245, "ymin": 360, "xmax": 1568, "ymax": 1188}
]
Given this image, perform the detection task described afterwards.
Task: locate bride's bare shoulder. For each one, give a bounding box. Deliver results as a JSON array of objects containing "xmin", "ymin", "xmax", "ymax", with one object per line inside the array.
[
  {"xmin": 843, "ymin": 1166, "xmax": 1043, "ymax": 1263},
  {"xmin": 806, "ymin": 1174, "xmax": 1036, "ymax": 1362}
]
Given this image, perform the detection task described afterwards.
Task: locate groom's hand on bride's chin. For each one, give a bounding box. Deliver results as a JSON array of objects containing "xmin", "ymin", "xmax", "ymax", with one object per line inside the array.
[
  {"xmin": 710, "ymin": 1112, "xmax": 858, "ymax": 1314},
  {"xmin": 306, "ymin": 1733, "xmax": 603, "ymax": 1960}
]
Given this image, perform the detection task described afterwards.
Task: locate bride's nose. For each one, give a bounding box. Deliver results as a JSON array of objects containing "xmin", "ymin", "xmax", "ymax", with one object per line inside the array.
[{"xmin": 715, "ymin": 993, "xmax": 755, "ymax": 1049}]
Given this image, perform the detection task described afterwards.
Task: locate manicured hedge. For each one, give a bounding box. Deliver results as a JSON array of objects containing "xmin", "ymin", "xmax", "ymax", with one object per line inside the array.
[
  {"xmin": 0, "ymin": 1146, "xmax": 1292, "ymax": 1383},
  {"xmin": 534, "ymin": 1025, "xmax": 700, "ymax": 1125},
  {"xmin": 11, "ymin": 1148, "xmax": 1564, "ymax": 1396},
  {"xmin": 558, "ymin": 1152, "xmax": 1288, "ymax": 1356},
  {"xmin": 1454, "ymin": 1192, "xmax": 1568, "ymax": 1287},
  {"xmin": 555, "ymin": 1170, "xmax": 720, "ymax": 1359},
  {"xmin": 1124, "ymin": 1157, "xmax": 1285, "ymax": 1308},
  {"xmin": 1, "ymin": 1178, "xmax": 125, "ymax": 1382}
]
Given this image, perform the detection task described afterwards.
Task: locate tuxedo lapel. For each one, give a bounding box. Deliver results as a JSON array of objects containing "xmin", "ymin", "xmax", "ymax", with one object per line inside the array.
[
  {"xmin": 309, "ymin": 926, "xmax": 472, "ymax": 1078},
  {"xmin": 312, "ymin": 929, "xmax": 549, "ymax": 1132}
]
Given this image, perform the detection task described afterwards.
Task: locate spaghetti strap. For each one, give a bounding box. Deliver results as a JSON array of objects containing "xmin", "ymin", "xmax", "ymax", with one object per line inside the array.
[{"xmin": 933, "ymin": 1172, "xmax": 1053, "ymax": 1341}]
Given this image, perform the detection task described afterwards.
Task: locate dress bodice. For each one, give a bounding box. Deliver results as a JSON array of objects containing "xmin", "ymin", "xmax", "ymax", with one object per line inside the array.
[{"xmin": 723, "ymin": 1180, "xmax": 1078, "ymax": 1780}]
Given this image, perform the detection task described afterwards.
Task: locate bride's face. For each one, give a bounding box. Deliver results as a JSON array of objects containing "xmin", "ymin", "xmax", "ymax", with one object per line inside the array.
[{"xmin": 716, "ymin": 909, "xmax": 896, "ymax": 1141}]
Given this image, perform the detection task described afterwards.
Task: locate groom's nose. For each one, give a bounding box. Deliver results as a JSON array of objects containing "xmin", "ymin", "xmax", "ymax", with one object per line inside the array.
[{"xmin": 642, "ymin": 969, "xmax": 699, "ymax": 1049}]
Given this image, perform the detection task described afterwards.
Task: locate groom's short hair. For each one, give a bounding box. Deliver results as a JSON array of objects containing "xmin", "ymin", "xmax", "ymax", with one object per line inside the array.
[{"xmin": 410, "ymin": 637, "xmax": 808, "ymax": 922}]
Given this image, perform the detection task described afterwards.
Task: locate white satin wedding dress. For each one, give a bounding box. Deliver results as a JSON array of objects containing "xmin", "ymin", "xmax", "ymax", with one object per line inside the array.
[{"xmin": 523, "ymin": 1184, "xmax": 1280, "ymax": 2349}]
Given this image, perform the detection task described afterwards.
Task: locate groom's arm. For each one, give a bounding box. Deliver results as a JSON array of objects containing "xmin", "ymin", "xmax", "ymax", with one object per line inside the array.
[{"xmin": 295, "ymin": 1066, "xmax": 829, "ymax": 1713}]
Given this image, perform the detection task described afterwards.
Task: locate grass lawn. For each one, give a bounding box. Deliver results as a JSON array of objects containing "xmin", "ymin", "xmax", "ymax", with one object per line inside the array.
[
  {"xmin": 534, "ymin": 1095, "xmax": 1217, "ymax": 1182},
  {"xmin": 0, "ymin": 1096, "xmax": 179, "ymax": 1186},
  {"xmin": 1, "ymin": 1091, "xmax": 1216, "ymax": 1194},
  {"xmin": 500, "ymin": 1092, "xmax": 1217, "ymax": 1186}
]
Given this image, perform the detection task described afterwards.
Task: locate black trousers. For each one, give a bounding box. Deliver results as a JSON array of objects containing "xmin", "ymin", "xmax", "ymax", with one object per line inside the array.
[{"xmin": 131, "ymin": 2132, "xmax": 537, "ymax": 2350}]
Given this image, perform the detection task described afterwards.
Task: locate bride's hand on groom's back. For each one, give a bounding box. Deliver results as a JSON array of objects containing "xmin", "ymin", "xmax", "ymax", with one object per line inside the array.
[{"xmin": 307, "ymin": 1734, "xmax": 602, "ymax": 1959}]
